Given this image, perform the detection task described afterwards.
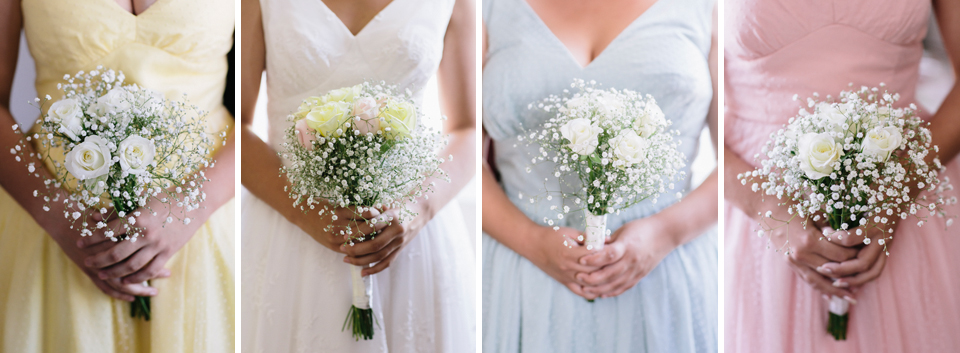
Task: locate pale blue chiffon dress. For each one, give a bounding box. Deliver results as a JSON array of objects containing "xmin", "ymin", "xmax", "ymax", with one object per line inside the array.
[{"xmin": 482, "ymin": 0, "xmax": 718, "ymax": 351}]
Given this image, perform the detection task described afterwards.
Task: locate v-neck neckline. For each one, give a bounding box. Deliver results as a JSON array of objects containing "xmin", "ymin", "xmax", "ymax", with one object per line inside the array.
[
  {"xmin": 105, "ymin": 0, "xmax": 165, "ymax": 18},
  {"xmin": 318, "ymin": 0, "xmax": 399, "ymax": 38},
  {"xmin": 518, "ymin": 0, "xmax": 661, "ymax": 70}
]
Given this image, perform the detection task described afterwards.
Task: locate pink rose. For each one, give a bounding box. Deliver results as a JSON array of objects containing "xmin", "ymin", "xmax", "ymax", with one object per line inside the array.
[
  {"xmin": 352, "ymin": 97, "xmax": 381, "ymax": 135},
  {"xmin": 295, "ymin": 119, "xmax": 317, "ymax": 150}
]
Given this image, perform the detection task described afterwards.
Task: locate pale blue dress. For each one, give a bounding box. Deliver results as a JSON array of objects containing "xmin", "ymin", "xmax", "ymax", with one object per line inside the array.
[{"xmin": 482, "ymin": 0, "xmax": 718, "ymax": 351}]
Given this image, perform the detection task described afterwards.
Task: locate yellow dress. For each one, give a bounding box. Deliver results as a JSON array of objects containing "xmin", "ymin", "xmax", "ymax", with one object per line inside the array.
[{"xmin": 0, "ymin": 0, "xmax": 235, "ymax": 352}]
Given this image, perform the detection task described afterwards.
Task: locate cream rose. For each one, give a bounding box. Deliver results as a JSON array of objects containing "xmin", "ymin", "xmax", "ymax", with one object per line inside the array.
[
  {"xmin": 608, "ymin": 129, "xmax": 649, "ymax": 164},
  {"xmin": 861, "ymin": 126, "xmax": 903, "ymax": 162},
  {"xmin": 305, "ymin": 101, "xmax": 350, "ymax": 138},
  {"xmin": 91, "ymin": 88, "xmax": 133, "ymax": 116},
  {"xmin": 596, "ymin": 92, "xmax": 624, "ymax": 120},
  {"xmin": 559, "ymin": 118, "xmax": 603, "ymax": 156},
  {"xmin": 797, "ymin": 132, "xmax": 844, "ymax": 180},
  {"xmin": 633, "ymin": 104, "xmax": 665, "ymax": 138},
  {"xmin": 351, "ymin": 97, "xmax": 381, "ymax": 135},
  {"xmin": 295, "ymin": 119, "xmax": 318, "ymax": 150},
  {"xmin": 323, "ymin": 85, "xmax": 362, "ymax": 103},
  {"xmin": 381, "ymin": 100, "xmax": 417, "ymax": 139},
  {"xmin": 117, "ymin": 135, "xmax": 156, "ymax": 174},
  {"xmin": 47, "ymin": 98, "xmax": 84, "ymax": 141},
  {"xmin": 65, "ymin": 135, "xmax": 113, "ymax": 180}
]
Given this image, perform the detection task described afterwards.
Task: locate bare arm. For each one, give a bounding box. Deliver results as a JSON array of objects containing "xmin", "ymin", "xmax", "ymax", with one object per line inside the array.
[{"xmin": 929, "ymin": 0, "xmax": 960, "ymax": 160}]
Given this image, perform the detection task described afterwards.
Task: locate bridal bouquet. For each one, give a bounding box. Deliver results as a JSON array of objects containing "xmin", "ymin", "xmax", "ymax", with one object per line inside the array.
[
  {"xmin": 280, "ymin": 82, "xmax": 448, "ymax": 340},
  {"xmin": 519, "ymin": 79, "xmax": 687, "ymax": 251},
  {"xmin": 10, "ymin": 67, "xmax": 224, "ymax": 321},
  {"xmin": 737, "ymin": 84, "xmax": 955, "ymax": 340}
]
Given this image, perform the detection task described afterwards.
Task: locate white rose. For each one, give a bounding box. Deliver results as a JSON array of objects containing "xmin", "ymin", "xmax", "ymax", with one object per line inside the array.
[
  {"xmin": 47, "ymin": 98, "xmax": 84, "ymax": 141},
  {"xmin": 861, "ymin": 126, "xmax": 903, "ymax": 162},
  {"xmin": 608, "ymin": 129, "xmax": 649, "ymax": 164},
  {"xmin": 65, "ymin": 135, "xmax": 113, "ymax": 180},
  {"xmin": 559, "ymin": 96, "xmax": 586, "ymax": 114},
  {"xmin": 817, "ymin": 102, "xmax": 854, "ymax": 136},
  {"xmin": 92, "ymin": 88, "xmax": 133, "ymax": 117},
  {"xmin": 797, "ymin": 132, "xmax": 844, "ymax": 180},
  {"xmin": 118, "ymin": 135, "xmax": 156, "ymax": 174},
  {"xmin": 633, "ymin": 103, "xmax": 665, "ymax": 138},
  {"xmin": 559, "ymin": 118, "xmax": 603, "ymax": 156},
  {"xmin": 596, "ymin": 92, "xmax": 624, "ymax": 120}
]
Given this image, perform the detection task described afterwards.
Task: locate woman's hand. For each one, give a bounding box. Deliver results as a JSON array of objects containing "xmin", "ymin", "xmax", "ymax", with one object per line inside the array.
[
  {"xmin": 816, "ymin": 225, "xmax": 891, "ymax": 290},
  {"xmin": 765, "ymin": 211, "xmax": 860, "ymax": 301},
  {"xmin": 575, "ymin": 217, "xmax": 676, "ymax": 300},
  {"xmin": 293, "ymin": 205, "xmax": 386, "ymax": 254},
  {"xmin": 522, "ymin": 225, "xmax": 603, "ymax": 299},
  {"xmin": 76, "ymin": 198, "xmax": 210, "ymax": 285},
  {"xmin": 340, "ymin": 207, "xmax": 426, "ymax": 276},
  {"xmin": 42, "ymin": 198, "xmax": 162, "ymax": 301}
]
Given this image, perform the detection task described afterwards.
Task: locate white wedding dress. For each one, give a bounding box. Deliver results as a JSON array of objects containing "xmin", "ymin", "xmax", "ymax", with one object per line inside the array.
[{"xmin": 241, "ymin": 0, "xmax": 476, "ymax": 352}]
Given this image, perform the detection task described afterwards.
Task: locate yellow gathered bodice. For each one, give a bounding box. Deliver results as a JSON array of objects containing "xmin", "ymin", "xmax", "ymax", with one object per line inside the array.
[{"xmin": 22, "ymin": 0, "xmax": 235, "ymax": 141}]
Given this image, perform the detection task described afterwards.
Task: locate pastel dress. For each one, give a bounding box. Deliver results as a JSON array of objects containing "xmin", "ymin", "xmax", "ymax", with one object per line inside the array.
[
  {"xmin": 241, "ymin": 0, "xmax": 476, "ymax": 352},
  {"xmin": 0, "ymin": 0, "xmax": 236, "ymax": 352},
  {"xmin": 482, "ymin": 0, "xmax": 717, "ymax": 352},
  {"xmin": 725, "ymin": 0, "xmax": 960, "ymax": 351}
]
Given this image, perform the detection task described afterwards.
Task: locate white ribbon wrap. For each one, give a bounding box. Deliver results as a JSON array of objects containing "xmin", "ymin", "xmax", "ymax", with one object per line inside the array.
[
  {"xmin": 350, "ymin": 265, "xmax": 373, "ymax": 309},
  {"xmin": 584, "ymin": 210, "xmax": 608, "ymax": 251},
  {"xmin": 828, "ymin": 295, "xmax": 849, "ymax": 315}
]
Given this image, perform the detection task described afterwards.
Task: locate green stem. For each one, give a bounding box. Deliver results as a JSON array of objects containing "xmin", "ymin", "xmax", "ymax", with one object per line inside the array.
[{"xmin": 827, "ymin": 312, "xmax": 848, "ymax": 340}]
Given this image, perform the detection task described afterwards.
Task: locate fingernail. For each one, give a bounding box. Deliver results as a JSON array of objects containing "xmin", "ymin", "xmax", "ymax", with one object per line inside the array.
[
  {"xmin": 76, "ymin": 240, "xmax": 84, "ymax": 248},
  {"xmin": 85, "ymin": 259, "xmax": 93, "ymax": 267},
  {"xmin": 580, "ymin": 259, "xmax": 586, "ymax": 265},
  {"xmin": 832, "ymin": 280, "xmax": 848, "ymax": 288},
  {"xmin": 342, "ymin": 257, "xmax": 348, "ymax": 263},
  {"xmin": 98, "ymin": 272, "xmax": 108, "ymax": 279},
  {"xmin": 844, "ymin": 296, "xmax": 857, "ymax": 305},
  {"xmin": 340, "ymin": 245, "xmax": 346, "ymax": 251},
  {"xmin": 822, "ymin": 294, "xmax": 829, "ymax": 301},
  {"xmin": 816, "ymin": 266, "xmax": 832, "ymax": 275}
]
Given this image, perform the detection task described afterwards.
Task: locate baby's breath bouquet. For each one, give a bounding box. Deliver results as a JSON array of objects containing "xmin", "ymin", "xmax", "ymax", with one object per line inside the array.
[
  {"xmin": 738, "ymin": 84, "xmax": 955, "ymax": 340},
  {"xmin": 280, "ymin": 82, "xmax": 448, "ymax": 341},
  {"xmin": 519, "ymin": 80, "xmax": 687, "ymax": 252},
  {"xmin": 10, "ymin": 67, "xmax": 224, "ymax": 321}
]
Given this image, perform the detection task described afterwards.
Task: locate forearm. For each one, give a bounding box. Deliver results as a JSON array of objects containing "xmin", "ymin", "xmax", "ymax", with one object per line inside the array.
[
  {"xmin": 647, "ymin": 169, "xmax": 718, "ymax": 248},
  {"xmin": 239, "ymin": 125, "xmax": 303, "ymax": 225},
  {"xmin": 417, "ymin": 127, "xmax": 475, "ymax": 219},
  {"xmin": 190, "ymin": 127, "xmax": 236, "ymax": 219},
  {"xmin": 0, "ymin": 109, "xmax": 61, "ymax": 225},
  {"xmin": 928, "ymin": 86, "xmax": 960, "ymax": 163},
  {"xmin": 481, "ymin": 163, "xmax": 541, "ymax": 255}
]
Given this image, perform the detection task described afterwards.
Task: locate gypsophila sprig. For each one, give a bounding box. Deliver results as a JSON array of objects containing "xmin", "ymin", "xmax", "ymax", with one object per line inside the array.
[
  {"xmin": 280, "ymin": 81, "xmax": 449, "ymax": 341},
  {"xmin": 738, "ymin": 83, "xmax": 956, "ymax": 340},
  {"xmin": 10, "ymin": 66, "xmax": 225, "ymax": 320},
  {"xmin": 520, "ymin": 79, "xmax": 687, "ymax": 251}
]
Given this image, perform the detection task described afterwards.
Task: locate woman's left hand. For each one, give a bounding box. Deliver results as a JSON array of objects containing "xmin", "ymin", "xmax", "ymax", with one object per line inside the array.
[
  {"xmin": 575, "ymin": 216, "xmax": 677, "ymax": 299},
  {"xmin": 340, "ymin": 206, "xmax": 430, "ymax": 277},
  {"xmin": 76, "ymin": 198, "xmax": 208, "ymax": 285}
]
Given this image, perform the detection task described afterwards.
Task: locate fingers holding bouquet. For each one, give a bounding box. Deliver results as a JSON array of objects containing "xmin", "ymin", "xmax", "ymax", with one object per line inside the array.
[
  {"xmin": 575, "ymin": 218, "xmax": 675, "ymax": 299},
  {"xmin": 817, "ymin": 225, "xmax": 892, "ymax": 289},
  {"xmin": 340, "ymin": 208, "xmax": 423, "ymax": 276}
]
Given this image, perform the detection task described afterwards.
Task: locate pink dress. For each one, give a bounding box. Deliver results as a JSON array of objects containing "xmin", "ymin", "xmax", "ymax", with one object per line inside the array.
[{"xmin": 725, "ymin": 0, "xmax": 960, "ymax": 351}]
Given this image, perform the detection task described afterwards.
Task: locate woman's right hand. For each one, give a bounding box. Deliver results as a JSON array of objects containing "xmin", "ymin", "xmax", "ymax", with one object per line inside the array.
[
  {"xmin": 40, "ymin": 200, "xmax": 163, "ymax": 302},
  {"xmin": 761, "ymin": 206, "xmax": 859, "ymax": 301},
  {"xmin": 523, "ymin": 225, "xmax": 604, "ymax": 300},
  {"xmin": 291, "ymin": 206, "xmax": 387, "ymax": 253}
]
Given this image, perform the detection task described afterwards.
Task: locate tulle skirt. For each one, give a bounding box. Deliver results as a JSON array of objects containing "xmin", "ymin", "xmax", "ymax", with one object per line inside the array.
[
  {"xmin": 482, "ymin": 228, "xmax": 718, "ymax": 353},
  {"xmin": 725, "ymin": 159, "xmax": 960, "ymax": 352},
  {"xmin": 240, "ymin": 189, "xmax": 476, "ymax": 352},
  {"xmin": 0, "ymin": 187, "xmax": 235, "ymax": 353}
]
